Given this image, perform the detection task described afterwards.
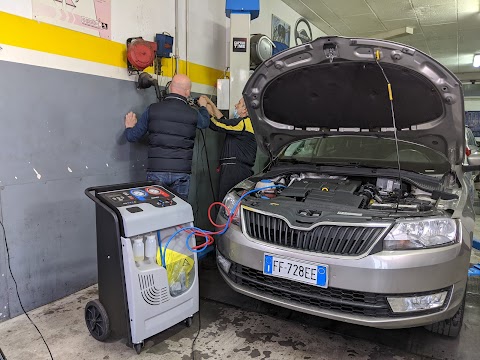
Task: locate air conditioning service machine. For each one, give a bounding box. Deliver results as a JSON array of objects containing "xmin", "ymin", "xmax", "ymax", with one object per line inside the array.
[{"xmin": 84, "ymin": 182, "xmax": 199, "ymax": 354}]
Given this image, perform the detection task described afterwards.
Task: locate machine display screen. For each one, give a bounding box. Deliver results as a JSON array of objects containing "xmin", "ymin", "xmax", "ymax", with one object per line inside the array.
[{"xmin": 98, "ymin": 186, "xmax": 177, "ymax": 208}]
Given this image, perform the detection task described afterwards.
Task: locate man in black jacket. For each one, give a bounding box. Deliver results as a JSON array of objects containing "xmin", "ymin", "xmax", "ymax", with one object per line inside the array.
[
  {"xmin": 124, "ymin": 74, "xmax": 210, "ymax": 199},
  {"xmin": 198, "ymin": 95, "xmax": 257, "ymax": 202}
]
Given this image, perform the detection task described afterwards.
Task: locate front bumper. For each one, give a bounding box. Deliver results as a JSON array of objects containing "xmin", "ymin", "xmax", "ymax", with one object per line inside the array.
[{"xmin": 216, "ymin": 222, "xmax": 470, "ymax": 329}]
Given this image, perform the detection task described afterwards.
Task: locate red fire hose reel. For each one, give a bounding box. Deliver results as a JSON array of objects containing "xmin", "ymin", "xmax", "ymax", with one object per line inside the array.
[{"xmin": 127, "ymin": 37, "xmax": 157, "ymax": 73}]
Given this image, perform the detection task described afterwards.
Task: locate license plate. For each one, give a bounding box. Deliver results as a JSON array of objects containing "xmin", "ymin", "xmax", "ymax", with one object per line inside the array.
[{"xmin": 263, "ymin": 254, "xmax": 328, "ymax": 288}]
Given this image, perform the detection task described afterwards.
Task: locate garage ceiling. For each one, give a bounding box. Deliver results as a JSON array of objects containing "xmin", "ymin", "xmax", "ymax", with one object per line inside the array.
[{"xmin": 282, "ymin": 0, "xmax": 480, "ymax": 79}]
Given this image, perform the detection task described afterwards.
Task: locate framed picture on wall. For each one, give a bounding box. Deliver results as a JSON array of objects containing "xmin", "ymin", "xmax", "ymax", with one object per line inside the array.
[{"xmin": 271, "ymin": 14, "xmax": 290, "ymax": 46}]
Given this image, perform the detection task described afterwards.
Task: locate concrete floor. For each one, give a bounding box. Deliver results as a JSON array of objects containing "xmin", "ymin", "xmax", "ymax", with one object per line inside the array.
[
  {"xmin": 0, "ymin": 283, "xmax": 428, "ymax": 360},
  {"xmin": 1, "ymin": 237, "xmax": 480, "ymax": 359}
]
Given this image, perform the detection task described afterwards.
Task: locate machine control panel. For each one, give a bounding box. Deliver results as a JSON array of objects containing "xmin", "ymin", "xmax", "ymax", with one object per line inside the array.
[{"xmin": 98, "ymin": 186, "xmax": 177, "ymax": 209}]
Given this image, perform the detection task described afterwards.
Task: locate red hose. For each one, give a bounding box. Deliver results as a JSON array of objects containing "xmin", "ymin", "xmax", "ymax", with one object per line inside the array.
[
  {"xmin": 188, "ymin": 198, "xmax": 242, "ymax": 249},
  {"xmin": 208, "ymin": 202, "xmax": 229, "ymax": 228}
]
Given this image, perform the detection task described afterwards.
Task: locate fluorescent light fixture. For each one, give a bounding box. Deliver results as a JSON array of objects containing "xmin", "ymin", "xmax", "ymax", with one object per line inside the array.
[{"xmin": 474, "ymin": 54, "xmax": 480, "ymax": 68}]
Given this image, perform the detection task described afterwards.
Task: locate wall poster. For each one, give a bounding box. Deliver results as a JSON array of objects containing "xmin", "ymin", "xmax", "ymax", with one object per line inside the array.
[
  {"xmin": 271, "ymin": 14, "xmax": 290, "ymax": 46},
  {"xmin": 32, "ymin": 0, "xmax": 111, "ymax": 39}
]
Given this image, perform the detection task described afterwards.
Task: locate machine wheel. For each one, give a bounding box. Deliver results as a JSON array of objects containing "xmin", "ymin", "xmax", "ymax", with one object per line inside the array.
[
  {"xmin": 424, "ymin": 292, "xmax": 466, "ymax": 338},
  {"xmin": 185, "ymin": 316, "xmax": 193, "ymax": 328},
  {"xmin": 134, "ymin": 343, "xmax": 143, "ymax": 354},
  {"xmin": 85, "ymin": 299, "xmax": 110, "ymax": 341}
]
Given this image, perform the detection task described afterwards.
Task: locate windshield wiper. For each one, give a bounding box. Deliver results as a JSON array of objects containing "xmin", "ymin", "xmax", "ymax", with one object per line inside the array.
[
  {"xmin": 345, "ymin": 162, "xmax": 399, "ymax": 170},
  {"xmin": 276, "ymin": 158, "xmax": 315, "ymax": 165},
  {"xmin": 308, "ymin": 161, "xmax": 397, "ymax": 170}
]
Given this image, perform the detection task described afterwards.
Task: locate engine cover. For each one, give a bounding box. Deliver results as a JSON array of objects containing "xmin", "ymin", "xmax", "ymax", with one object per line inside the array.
[{"xmin": 280, "ymin": 179, "xmax": 364, "ymax": 207}]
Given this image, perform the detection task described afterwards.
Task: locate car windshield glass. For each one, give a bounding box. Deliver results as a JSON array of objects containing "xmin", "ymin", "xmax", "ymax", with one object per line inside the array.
[{"xmin": 279, "ymin": 136, "xmax": 450, "ymax": 174}]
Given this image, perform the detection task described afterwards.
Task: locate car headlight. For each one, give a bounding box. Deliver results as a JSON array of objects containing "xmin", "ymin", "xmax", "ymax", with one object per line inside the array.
[
  {"xmin": 221, "ymin": 192, "xmax": 241, "ymax": 225},
  {"xmin": 384, "ymin": 218, "xmax": 458, "ymax": 250}
]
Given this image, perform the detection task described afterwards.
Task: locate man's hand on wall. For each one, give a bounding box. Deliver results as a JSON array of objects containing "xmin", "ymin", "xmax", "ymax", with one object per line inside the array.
[{"xmin": 125, "ymin": 112, "xmax": 137, "ymax": 128}]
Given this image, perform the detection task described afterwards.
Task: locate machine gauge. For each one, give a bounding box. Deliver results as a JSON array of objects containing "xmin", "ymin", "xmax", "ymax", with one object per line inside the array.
[
  {"xmin": 130, "ymin": 189, "xmax": 147, "ymax": 199},
  {"xmin": 146, "ymin": 187, "xmax": 161, "ymax": 195}
]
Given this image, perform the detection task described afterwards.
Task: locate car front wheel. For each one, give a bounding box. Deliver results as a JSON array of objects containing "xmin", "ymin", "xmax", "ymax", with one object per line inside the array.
[{"xmin": 424, "ymin": 292, "xmax": 465, "ymax": 338}]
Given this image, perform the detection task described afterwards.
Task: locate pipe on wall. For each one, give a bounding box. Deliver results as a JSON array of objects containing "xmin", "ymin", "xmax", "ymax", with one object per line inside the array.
[
  {"xmin": 174, "ymin": 0, "xmax": 180, "ymax": 74},
  {"xmin": 185, "ymin": 0, "xmax": 189, "ymax": 76}
]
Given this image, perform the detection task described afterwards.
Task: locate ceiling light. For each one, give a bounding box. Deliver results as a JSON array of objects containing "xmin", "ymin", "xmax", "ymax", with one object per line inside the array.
[{"xmin": 474, "ymin": 54, "xmax": 480, "ymax": 67}]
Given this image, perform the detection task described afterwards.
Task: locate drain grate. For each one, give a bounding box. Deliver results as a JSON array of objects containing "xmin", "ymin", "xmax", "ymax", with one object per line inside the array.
[{"xmin": 0, "ymin": 347, "xmax": 7, "ymax": 360}]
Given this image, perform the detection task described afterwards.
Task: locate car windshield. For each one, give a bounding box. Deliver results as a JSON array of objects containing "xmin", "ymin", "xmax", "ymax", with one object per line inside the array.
[{"xmin": 278, "ymin": 136, "xmax": 450, "ymax": 174}]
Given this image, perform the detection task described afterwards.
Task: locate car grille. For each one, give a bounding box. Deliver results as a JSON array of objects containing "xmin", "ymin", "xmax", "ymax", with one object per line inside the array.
[
  {"xmin": 227, "ymin": 262, "xmax": 450, "ymax": 318},
  {"xmin": 242, "ymin": 209, "xmax": 387, "ymax": 256}
]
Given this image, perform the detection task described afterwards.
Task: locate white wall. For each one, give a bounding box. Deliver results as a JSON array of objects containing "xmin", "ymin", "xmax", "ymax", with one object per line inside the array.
[
  {"xmin": 186, "ymin": 0, "xmax": 227, "ymax": 72},
  {"xmin": 0, "ymin": 0, "xmax": 32, "ymax": 18},
  {"xmin": 465, "ymin": 98, "xmax": 480, "ymax": 111},
  {"xmin": 111, "ymin": 1, "xmax": 176, "ymax": 45},
  {"xmin": 251, "ymin": 0, "xmax": 326, "ymax": 45}
]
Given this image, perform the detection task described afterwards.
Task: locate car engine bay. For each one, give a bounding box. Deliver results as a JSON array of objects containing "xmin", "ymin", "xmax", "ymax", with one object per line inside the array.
[{"xmin": 247, "ymin": 172, "xmax": 440, "ymax": 213}]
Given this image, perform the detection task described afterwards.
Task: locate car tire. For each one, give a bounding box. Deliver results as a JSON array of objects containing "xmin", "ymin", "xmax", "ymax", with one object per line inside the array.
[{"xmin": 424, "ymin": 292, "xmax": 466, "ymax": 338}]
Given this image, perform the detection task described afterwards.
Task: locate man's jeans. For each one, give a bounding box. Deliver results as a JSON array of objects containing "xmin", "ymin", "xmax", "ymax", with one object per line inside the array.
[{"xmin": 146, "ymin": 171, "xmax": 191, "ymax": 200}]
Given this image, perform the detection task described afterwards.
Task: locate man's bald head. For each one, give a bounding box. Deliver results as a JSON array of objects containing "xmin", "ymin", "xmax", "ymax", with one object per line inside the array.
[{"xmin": 169, "ymin": 74, "xmax": 192, "ymax": 98}]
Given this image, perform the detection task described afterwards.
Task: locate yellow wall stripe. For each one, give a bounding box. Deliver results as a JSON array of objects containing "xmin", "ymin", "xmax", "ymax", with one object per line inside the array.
[
  {"xmin": 0, "ymin": 11, "xmax": 224, "ymax": 87},
  {"xmin": 187, "ymin": 62, "xmax": 225, "ymax": 89},
  {"xmin": 0, "ymin": 11, "xmax": 126, "ymax": 67}
]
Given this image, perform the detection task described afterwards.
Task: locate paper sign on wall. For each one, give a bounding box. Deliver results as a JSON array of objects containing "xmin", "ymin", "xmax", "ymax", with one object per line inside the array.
[{"xmin": 32, "ymin": 0, "xmax": 111, "ymax": 39}]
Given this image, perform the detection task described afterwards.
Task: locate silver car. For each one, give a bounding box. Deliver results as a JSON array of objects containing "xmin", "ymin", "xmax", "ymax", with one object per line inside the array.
[
  {"xmin": 216, "ymin": 37, "xmax": 480, "ymax": 337},
  {"xmin": 466, "ymin": 126, "xmax": 479, "ymax": 155}
]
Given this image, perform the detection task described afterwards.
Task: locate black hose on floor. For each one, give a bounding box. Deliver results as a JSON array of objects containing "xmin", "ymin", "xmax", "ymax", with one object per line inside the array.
[{"xmin": 0, "ymin": 221, "xmax": 54, "ymax": 359}]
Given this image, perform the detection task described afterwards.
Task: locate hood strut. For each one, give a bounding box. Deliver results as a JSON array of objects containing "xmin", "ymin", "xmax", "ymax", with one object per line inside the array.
[{"xmin": 374, "ymin": 49, "xmax": 402, "ymax": 212}]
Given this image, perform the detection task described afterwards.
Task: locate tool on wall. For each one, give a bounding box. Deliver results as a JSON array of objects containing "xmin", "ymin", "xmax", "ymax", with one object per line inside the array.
[
  {"xmin": 126, "ymin": 34, "xmax": 174, "ymax": 75},
  {"xmin": 136, "ymin": 72, "xmax": 163, "ymax": 101},
  {"xmin": 128, "ymin": 33, "xmax": 174, "ymax": 101},
  {"xmin": 294, "ymin": 17, "xmax": 313, "ymax": 45},
  {"xmin": 136, "ymin": 73, "xmax": 171, "ymax": 102},
  {"xmin": 154, "ymin": 32, "xmax": 174, "ymax": 76},
  {"xmin": 126, "ymin": 37, "xmax": 158, "ymax": 75},
  {"xmin": 136, "ymin": 73, "xmax": 172, "ymax": 102},
  {"xmin": 250, "ymin": 34, "xmax": 275, "ymax": 69}
]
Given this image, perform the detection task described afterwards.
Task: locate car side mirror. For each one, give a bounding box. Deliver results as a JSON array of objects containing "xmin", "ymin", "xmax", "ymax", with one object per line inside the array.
[{"xmin": 463, "ymin": 153, "xmax": 480, "ymax": 172}]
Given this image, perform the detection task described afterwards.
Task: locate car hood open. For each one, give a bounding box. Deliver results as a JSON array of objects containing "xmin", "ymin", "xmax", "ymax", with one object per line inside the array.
[{"xmin": 243, "ymin": 36, "xmax": 465, "ymax": 165}]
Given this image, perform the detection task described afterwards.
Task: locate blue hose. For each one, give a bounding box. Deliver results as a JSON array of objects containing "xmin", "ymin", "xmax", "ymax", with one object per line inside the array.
[
  {"xmin": 157, "ymin": 230, "xmax": 164, "ymax": 266},
  {"xmin": 159, "ymin": 185, "xmax": 285, "ymax": 268}
]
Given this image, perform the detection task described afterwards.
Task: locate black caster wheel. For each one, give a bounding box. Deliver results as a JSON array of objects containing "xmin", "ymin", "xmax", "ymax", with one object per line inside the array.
[
  {"xmin": 85, "ymin": 299, "xmax": 110, "ymax": 341},
  {"xmin": 185, "ymin": 316, "xmax": 193, "ymax": 327},
  {"xmin": 134, "ymin": 343, "xmax": 143, "ymax": 354}
]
